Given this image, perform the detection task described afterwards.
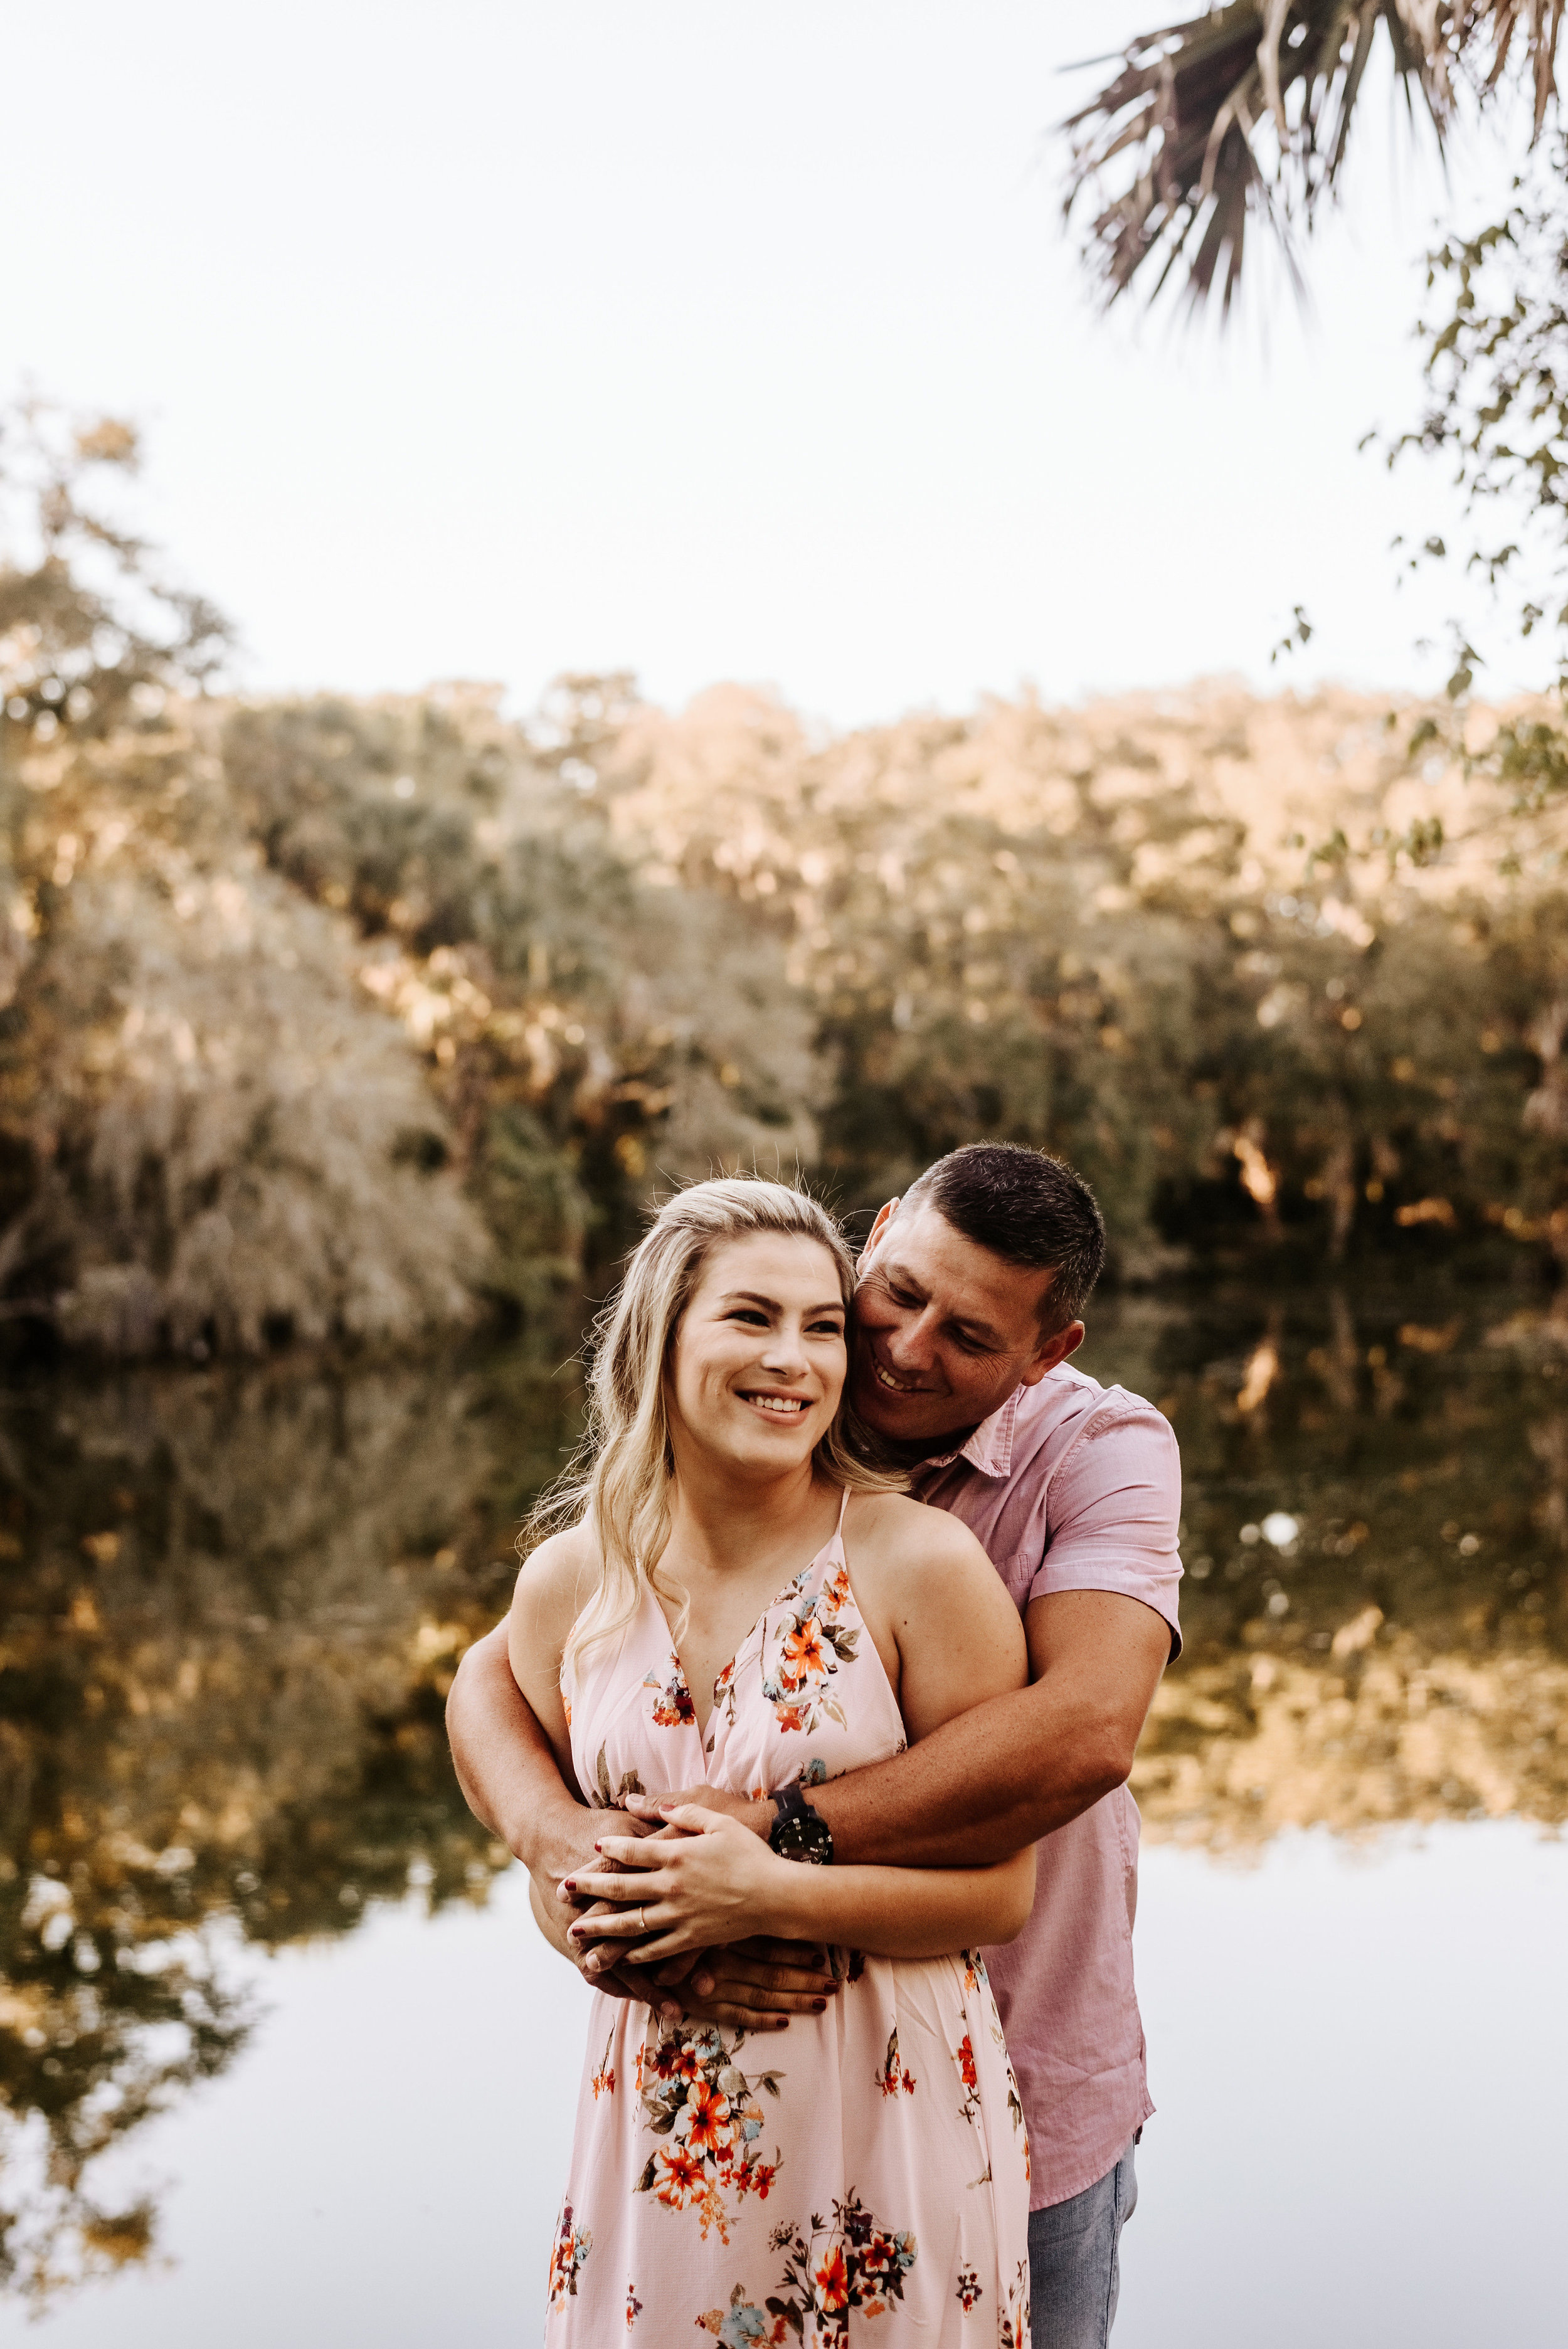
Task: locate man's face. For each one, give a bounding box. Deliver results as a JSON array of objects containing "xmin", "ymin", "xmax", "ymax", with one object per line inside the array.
[{"xmin": 847, "ymin": 1199, "xmax": 1084, "ymax": 1450}]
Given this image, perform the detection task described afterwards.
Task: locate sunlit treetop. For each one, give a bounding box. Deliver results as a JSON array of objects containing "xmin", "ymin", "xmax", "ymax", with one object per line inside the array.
[{"xmin": 0, "ymin": 394, "xmax": 232, "ymax": 750}]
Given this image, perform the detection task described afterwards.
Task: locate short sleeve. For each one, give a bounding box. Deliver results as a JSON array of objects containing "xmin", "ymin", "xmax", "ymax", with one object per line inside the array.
[{"xmin": 1030, "ymin": 1397, "xmax": 1183, "ymax": 1657}]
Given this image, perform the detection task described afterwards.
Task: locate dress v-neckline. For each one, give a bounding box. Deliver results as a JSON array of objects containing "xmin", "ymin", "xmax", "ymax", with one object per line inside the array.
[{"xmin": 650, "ymin": 1487, "xmax": 850, "ymax": 1740}]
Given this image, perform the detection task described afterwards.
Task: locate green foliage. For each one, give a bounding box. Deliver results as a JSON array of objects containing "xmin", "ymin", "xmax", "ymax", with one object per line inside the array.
[
  {"xmin": 0, "ymin": 415, "xmax": 491, "ymax": 1354},
  {"xmin": 592, "ymin": 681, "xmax": 1568, "ymax": 1278}
]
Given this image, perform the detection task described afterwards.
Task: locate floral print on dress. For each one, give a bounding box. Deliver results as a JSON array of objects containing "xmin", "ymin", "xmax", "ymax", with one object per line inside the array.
[
  {"xmin": 551, "ymin": 1497, "xmax": 1029, "ymax": 2344},
  {"xmin": 700, "ymin": 2195, "xmax": 918, "ymax": 2344},
  {"xmin": 548, "ymin": 2202, "xmax": 591, "ymax": 2308},
  {"xmin": 953, "ymin": 2034, "xmax": 981, "ymax": 2124},
  {"xmin": 998, "ymin": 2257, "xmax": 1031, "ymax": 2348},
  {"xmin": 590, "ymin": 1742, "xmax": 645, "ymax": 1809},
  {"xmin": 759, "ymin": 1560, "xmax": 861, "ymax": 1734},
  {"xmin": 644, "ymin": 1658, "xmax": 696, "ymax": 1728},
  {"xmin": 632, "ymin": 2024, "xmax": 783, "ymax": 2242},
  {"xmin": 874, "ymin": 2027, "xmax": 917, "ymax": 2097}
]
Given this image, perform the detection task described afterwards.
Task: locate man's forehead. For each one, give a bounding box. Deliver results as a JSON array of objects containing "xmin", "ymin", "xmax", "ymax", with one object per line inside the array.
[{"xmin": 872, "ymin": 1204, "xmax": 1053, "ymax": 1318}]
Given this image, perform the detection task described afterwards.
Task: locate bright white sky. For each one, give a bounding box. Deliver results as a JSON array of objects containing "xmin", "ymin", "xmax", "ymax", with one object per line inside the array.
[{"xmin": 3, "ymin": 1, "xmax": 1539, "ymax": 728}]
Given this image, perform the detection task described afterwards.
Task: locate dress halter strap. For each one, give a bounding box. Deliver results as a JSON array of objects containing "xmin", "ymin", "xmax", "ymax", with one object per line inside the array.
[{"xmin": 834, "ymin": 1484, "xmax": 850, "ymax": 1539}]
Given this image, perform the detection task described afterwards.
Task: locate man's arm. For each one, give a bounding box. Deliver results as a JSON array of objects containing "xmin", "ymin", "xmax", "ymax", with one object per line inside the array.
[
  {"xmin": 635, "ymin": 1589, "xmax": 1170, "ymax": 1867},
  {"xmin": 447, "ymin": 1620, "xmax": 595, "ymax": 1885},
  {"xmin": 446, "ymin": 1619, "xmax": 842, "ymax": 2025}
]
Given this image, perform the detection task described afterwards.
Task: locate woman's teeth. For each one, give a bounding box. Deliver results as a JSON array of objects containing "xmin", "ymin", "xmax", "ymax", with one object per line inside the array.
[{"xmin": 741, "ymin": 1393, "xmax": 809, "ymax": 1414}]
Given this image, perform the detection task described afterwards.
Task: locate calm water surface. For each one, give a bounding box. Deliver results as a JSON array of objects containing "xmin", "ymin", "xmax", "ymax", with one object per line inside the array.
[{"xmin": 1, "ymin": 1280, "xmax": 1563, "ymax": 2343}]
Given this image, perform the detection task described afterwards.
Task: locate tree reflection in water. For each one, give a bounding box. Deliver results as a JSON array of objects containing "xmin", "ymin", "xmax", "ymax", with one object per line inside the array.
[
  {"xmin": 0, "ymin": 1339, "xmax": 574, "ymax": 2303},
  {"xmin": 1, "ymin": 1286, "xmax": 1565, "ymax": 2302},
  {"xmin": 1087, "ymin": 1290, "xmax": 1568, "ymax": 1844}
]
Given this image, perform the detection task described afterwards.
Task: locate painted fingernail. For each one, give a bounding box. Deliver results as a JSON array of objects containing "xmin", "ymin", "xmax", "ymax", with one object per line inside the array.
[
  {"xmin": 812, "ymin": 1999, "xmax": 826, "ymax": 2012},
  {"xmin": 563, "ymin": 1880, "xmax": 577, "ymax": 1894}
]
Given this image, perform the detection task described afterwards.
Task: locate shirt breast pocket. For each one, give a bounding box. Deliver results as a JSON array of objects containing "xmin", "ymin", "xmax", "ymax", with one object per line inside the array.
[{"xmin": 995, "ymin": 1547, "xmax": 1037, "ymax": 1614}]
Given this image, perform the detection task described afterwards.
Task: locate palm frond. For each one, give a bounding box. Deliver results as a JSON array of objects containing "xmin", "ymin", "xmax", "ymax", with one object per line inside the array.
[{"xmin": 1062, "ymin": 1, "xmax": 1565, "ymax": 315}]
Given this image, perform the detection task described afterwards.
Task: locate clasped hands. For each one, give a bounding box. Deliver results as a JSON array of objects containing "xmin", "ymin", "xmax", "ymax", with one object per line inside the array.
[{"xmin": 545, "ymin": 1784, "xmax": 839, "ymax": 2033}]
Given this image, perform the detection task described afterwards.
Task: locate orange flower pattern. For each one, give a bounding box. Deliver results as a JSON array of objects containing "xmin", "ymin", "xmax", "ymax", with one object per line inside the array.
[
  {"xmin": 643, "ymin": 1660, "xmax": 696, "ymax": 1729},
  {"xmin": 953, "ymin": 2033, "xmax": 981, "ymax": 2124},
  {"xmin": 632, "ymin": 2024, "xmax": 783, "ymax": 2244},
  {"xmin": 874, "ymin": 2027, "xmax": 917, "ymax": 2097},
  {"xmin": 549, "ymin": 1500, "xmax": 1030, "ymax": 2344},
  {"xmin": 697, "ymin": 2197, "xmax": 919, "ymax": 2345},
  {"xmin": 998, "ymin": 2258, "xmax": 1032, "ymax": 2348},
  {"xmin": 547, "ymin": 2202, "xmax": 591, "ymax": 2309},
  {"xmin": 759, "ymin": 1557, "xmax": 860, "ymax": 1734}
]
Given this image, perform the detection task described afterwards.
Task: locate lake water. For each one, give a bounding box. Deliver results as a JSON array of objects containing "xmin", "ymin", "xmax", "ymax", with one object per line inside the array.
[{"xmin": 1, "ymin": 1278, "xmax": 1564, "ymax": 2343}]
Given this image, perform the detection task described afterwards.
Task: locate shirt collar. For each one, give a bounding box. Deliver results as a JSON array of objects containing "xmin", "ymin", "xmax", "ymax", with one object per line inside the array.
[{"xmin": 915, "ymin": 1384, "xmax": 1022, "ymax": 1480}]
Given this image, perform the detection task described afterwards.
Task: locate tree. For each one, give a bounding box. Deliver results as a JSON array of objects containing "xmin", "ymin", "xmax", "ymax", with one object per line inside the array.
[
  {"xmin": 0, "ymin": 400, "xmax": 492, "ymax": 1352},
  {"xmin": 1062, "ymin": 3, "xmax": 1564, "ymax": 316}
]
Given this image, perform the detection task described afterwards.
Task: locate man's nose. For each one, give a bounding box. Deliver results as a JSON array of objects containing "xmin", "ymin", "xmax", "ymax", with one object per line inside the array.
[{"xmin": 885, "ymin": 1307, "xmax": 939, "ymax": 1371}]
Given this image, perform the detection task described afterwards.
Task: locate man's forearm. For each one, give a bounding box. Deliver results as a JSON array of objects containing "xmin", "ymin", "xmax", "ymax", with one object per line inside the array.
[
  {"xmin": 806, "ymin": 1590, "xmax": 1170, "ymax": 1867},
  {"xmin": 808, "ymin": 1675, "xmax": 1128, "ymax": 1867},
  {"xmin": 445, "ymin": 1622, "xmax": 590, "ymax": 1881}
]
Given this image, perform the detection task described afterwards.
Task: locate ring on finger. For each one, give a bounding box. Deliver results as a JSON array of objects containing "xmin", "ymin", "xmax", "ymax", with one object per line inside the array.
[{"xmin": 635, "ymin": 1905, "xmax": 647, "ymax": 1934}]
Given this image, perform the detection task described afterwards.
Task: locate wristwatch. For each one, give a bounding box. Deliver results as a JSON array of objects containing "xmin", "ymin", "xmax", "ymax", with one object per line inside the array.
[{"xmin": 768, "ymin": 1784, "xmax": 834, "ymax": 1866}]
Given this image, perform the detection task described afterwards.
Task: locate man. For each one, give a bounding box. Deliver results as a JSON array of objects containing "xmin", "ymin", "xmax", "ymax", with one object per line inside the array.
[{"xmin": 447, "ymin": 1142, "xmax": 1180, "ymax": 2348}]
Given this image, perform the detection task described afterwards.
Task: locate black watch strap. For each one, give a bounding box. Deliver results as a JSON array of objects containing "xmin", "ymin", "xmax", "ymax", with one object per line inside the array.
[{"xmin": 769, "ymin": 1783, "xmax": 834, "ymax": 1866}]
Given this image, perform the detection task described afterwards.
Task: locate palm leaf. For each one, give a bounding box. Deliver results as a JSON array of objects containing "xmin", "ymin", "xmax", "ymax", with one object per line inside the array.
[{"xmin": 1061, "ymin": 2, "xmax": 1565, "ymax": 316}]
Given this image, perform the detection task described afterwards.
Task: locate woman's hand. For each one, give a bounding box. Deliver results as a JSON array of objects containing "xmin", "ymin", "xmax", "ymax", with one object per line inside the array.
[{"xmin": 561, "ymin": 1805, "xmax": 803, "ymax": 1964}]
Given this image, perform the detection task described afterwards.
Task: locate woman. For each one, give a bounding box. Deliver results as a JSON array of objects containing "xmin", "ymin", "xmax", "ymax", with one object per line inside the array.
[{"xmin": 509, "ymin": 1178, "xmax": 1034, "ymax": 2345}]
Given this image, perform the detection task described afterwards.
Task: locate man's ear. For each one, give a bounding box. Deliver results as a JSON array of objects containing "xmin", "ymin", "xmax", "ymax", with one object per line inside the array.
[
  {"xmin": 858, "ymin": 1197, "xmax": 900, "ymax": 1267},
  {"xmin": 1019, "ymin": 1319, "xmax": 1084, "ymax": 1389}
]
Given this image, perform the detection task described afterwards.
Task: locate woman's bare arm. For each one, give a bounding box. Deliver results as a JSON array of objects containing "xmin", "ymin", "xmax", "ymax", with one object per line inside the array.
[{"xmin": 568, "ymin": 1809, "xmax": 1034, "ymax": 1960}]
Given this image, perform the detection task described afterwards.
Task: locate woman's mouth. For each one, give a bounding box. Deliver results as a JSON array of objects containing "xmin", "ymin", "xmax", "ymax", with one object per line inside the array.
[{"xmin": 738, "ymin": 1391, "xmax": 812, "ymax": 1417}]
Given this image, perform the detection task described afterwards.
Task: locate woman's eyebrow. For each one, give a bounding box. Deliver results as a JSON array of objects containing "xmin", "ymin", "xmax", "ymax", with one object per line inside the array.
[{"xmin": 718, "ymin": 1289, "xmax": 843, "ymax": 1316}]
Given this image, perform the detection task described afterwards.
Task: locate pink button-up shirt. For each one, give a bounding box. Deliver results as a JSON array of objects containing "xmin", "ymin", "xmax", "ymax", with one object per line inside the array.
[{"xmin": 909, "ymin": 1363, "xmax": 1183, "ymax": 2208}]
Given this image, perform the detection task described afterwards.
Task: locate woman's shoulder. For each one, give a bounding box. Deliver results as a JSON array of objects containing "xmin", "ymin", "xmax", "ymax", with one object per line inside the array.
[
  {"xmin": 511, "ymin": 1520, "xmax": 600, "ymax": 1640},
  {"xmin": 844, "ymin": 1488, "xmax": 993, "ymax": 1585}
]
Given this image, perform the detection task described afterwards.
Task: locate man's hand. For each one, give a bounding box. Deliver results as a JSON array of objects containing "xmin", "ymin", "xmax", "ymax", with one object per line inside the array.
[
  {"xmin": 673, "ymin": 1938, "xmax": 840, "ymax": 2032},
  {"xmin": 624, "ymin": 1786, "xmax": 771, "ymax": 1838}
]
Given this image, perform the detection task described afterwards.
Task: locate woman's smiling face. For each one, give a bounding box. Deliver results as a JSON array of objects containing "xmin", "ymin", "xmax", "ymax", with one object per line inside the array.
[{"xmin": 665, "ymin": 1233, "xmax": 848, "ymax": 1477}]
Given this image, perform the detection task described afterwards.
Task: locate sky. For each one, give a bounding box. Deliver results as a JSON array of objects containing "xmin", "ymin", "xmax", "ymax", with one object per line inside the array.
[{"xmin": 3, "ymin": 1, "xmax": 1540, "ymax": 729}]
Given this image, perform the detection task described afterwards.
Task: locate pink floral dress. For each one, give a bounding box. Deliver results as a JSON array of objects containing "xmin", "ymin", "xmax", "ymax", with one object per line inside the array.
[{"xmin": 547, "ymin": 1496, "xmax": 1032, "ymax": 2346}]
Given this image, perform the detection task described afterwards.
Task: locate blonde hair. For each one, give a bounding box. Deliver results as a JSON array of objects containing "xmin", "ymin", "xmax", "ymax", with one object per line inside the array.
[{"xmin": 531, "ymin": 1177, "xmax": 903, "ymax": 1678}]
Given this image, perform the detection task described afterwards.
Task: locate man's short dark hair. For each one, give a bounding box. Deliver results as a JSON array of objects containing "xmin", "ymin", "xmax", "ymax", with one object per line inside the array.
[{"xmin": 901, "ymin": 1143, "xmax": 1105, "ymax": 1331}]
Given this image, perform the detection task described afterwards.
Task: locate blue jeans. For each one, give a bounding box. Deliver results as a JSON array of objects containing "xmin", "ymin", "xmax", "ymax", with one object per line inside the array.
[{"xmin": 1028, "ymin": 2136, "xmax": 1138, "ymax": 2348}]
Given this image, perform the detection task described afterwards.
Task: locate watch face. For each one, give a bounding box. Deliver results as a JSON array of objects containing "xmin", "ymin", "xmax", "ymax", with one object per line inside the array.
[{"xmin": 775, "ymin": 1812, "xmax": 832, "ymax": 1865}]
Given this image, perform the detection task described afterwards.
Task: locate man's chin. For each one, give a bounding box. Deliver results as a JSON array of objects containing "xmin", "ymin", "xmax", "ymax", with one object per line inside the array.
[{"xmin": 853, "ymin": 1369, "xmax": 942, "ymax": 1439}]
